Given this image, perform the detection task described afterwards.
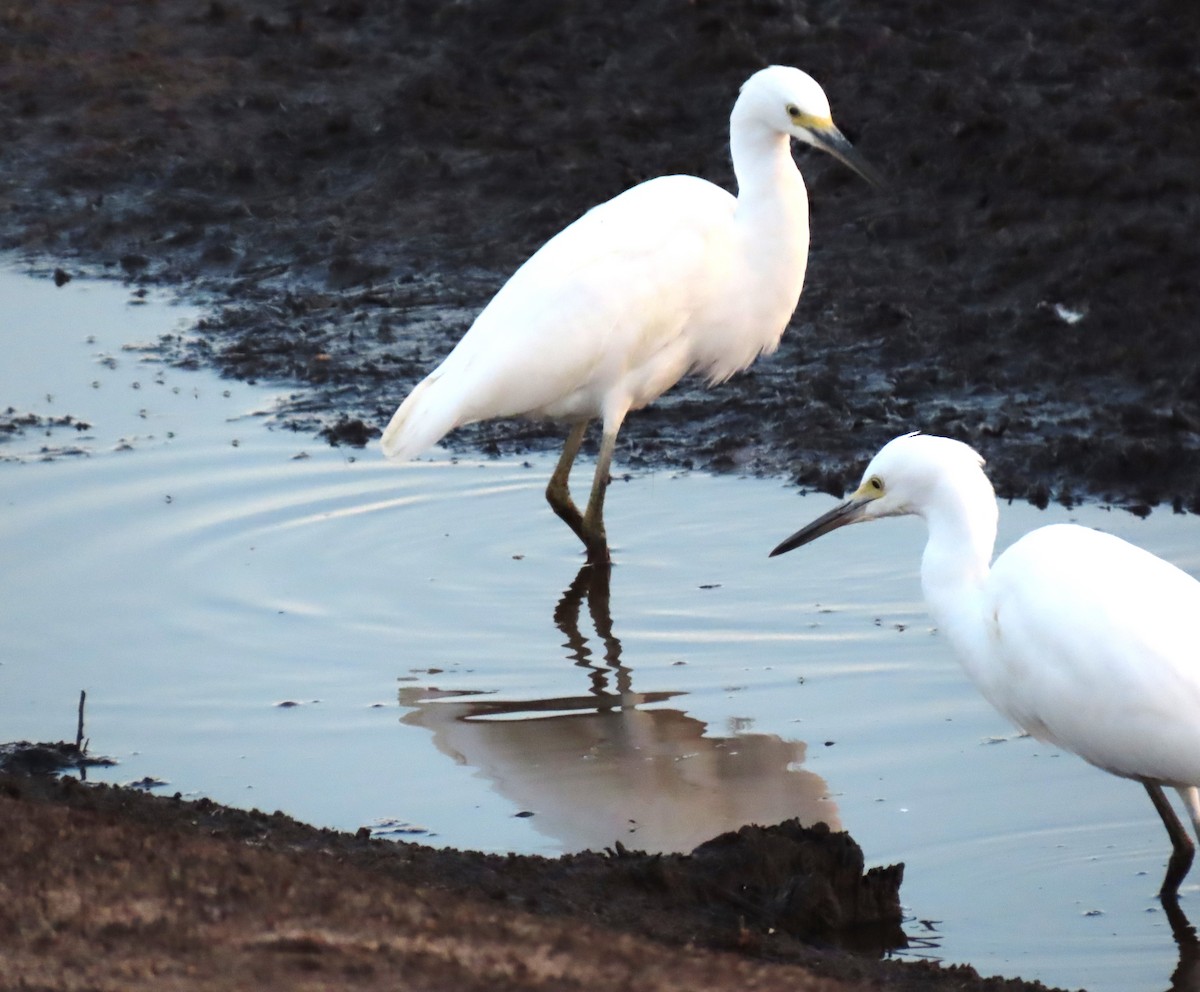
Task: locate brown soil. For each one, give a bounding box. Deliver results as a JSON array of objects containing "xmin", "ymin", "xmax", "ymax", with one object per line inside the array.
[{"xmin": 0, "ymin": 771, "xmax": 1057, "ymax": 992}]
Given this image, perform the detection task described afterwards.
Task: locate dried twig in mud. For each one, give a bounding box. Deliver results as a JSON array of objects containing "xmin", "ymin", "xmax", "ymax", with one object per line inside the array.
[
  {"xmin": 76, "ymin": 689, "xmax": 87, "ymax": 754},
  {"xmin": 0, "ymin": 690, "xmax": 113, "ymax": 777}
]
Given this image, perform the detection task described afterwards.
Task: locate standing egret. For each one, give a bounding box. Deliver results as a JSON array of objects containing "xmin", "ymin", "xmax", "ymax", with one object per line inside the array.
[
  {"xmin": 381, "ymin": 66, "xmax": 879, "ymax": 564},
  {"xmin": 770, "ymin": 432, "xmax": 1200, "ymax": 898}
]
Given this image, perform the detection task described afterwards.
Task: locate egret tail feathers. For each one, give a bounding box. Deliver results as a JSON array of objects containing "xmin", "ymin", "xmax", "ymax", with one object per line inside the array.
[{"xmin": 379, "ymin": 375, "xmax": 460, "ymax": 461}]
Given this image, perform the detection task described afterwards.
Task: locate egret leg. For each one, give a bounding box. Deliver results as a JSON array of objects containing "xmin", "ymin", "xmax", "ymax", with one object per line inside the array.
[
  {"xmin": 1146, "ymin": 782, "xmax": 1196, "ymax": 897},
  {"xmin": 545, "ymin": 420, "xmax": 590, "ymax": 541},
  {"xmin": 544, "ymin": 421, "xmax": 616, "ymax": 563},
  {"xmin": 580, "ymin": 429, "xmax": 618, "ymax": 565},
  {"xmin": 1176, "ymin": 785, "xmax": 1200, "ymax": 841}
]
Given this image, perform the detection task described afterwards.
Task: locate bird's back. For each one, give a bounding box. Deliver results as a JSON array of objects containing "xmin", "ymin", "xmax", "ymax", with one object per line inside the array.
[
  {"xmin": 981, "ymin": 523, "xmax": 1200, "ymax": 786},
  {"xmin": 381, "ymin": 172, "xmax": 797, "ymax": 460}
]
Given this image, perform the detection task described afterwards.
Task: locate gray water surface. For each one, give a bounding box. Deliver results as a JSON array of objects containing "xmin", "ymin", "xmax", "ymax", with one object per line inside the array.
[{"xmin": 3, "ymin": 265, "xmax": 1199, "ymax": 991}]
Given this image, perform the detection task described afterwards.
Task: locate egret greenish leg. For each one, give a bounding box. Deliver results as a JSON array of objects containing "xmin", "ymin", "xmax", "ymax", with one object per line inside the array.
[{"xmin": 1147, "ymin": 783, "xmax": 1195, "ymax": 898}]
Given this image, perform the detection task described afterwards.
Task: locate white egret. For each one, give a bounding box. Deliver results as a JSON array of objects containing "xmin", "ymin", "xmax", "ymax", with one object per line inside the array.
[
  {"xmin": 770, "ymin": 432, "xmax": 1200, "ymax": 898},
  {"xmin": 381, "ymin": 66, "xmax": 879, "ymax": 564}
]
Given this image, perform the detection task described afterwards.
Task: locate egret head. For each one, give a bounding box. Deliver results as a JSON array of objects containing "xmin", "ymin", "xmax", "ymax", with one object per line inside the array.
[
  {"xmin": 738, "ymin": 66, "xmax": 882, "ymax": 187},
  {"xmin": 769, "ymin": 433, "xmax": 989, "ymax": 556}
]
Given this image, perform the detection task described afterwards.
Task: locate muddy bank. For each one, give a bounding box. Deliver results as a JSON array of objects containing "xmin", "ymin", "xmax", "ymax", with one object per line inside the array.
[
  {"xmin": 2, "ymin": 0, "xmax": 1199, "ymax": 511},
  {"xmin": 0, "ymin": 771, "xmax": 1063, "ymax": 992}
]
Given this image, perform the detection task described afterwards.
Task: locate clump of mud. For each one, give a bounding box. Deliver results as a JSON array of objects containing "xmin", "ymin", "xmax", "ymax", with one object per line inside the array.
[
  {"xmin": 0, "ymin": 408, "xmax": 91, "ymax": 453},
  {"xmin": 0, "ymin": 741, "xmax": 112, "ymax": 777},
  {"xmin": 602, "ymin": 820, "xmax": 905, "ymax": 952}
]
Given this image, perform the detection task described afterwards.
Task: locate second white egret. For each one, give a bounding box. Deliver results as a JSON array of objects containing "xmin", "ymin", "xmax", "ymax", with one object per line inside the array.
[
  {"xmin": 770, "ymin": 432, "xmax": 1200, "ymax": 898},
  {"xmin": 382, "ymin": 66, "xmax": 878, "ymax": 563}
]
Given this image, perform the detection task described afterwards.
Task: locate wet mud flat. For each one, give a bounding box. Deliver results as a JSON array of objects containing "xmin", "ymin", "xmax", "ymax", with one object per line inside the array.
[
  {"xmin": 2, "ymin": 0, "xmax": 1199, "ymax": 510},
  {"xmin": 1, "ymin": 771, "xmax": 1057, "ymax": 992}
]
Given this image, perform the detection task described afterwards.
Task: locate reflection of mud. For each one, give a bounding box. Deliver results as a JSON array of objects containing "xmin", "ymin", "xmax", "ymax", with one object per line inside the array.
[
  {"xmin": 401, "ymin": 685, "xmax": 838, "ymax": 854},
  {"xmin": 400, "ymin": 563, "xmax": 838, "ymax": 853}
]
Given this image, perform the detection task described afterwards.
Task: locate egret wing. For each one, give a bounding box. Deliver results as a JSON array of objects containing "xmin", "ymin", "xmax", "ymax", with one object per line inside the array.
[
  {"xmin": 431, "ymin": 175, "xmax": 737, "ymax": 424},
  {"xmin": 985, "ymin": 523, "xmax": 1200, "ymax": 785}
]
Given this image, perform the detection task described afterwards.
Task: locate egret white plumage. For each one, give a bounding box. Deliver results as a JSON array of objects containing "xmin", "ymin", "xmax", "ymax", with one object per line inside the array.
[
  {"xmin": 770, "ymin": 432, "xmax": 1200, "ymax": 898},
  {"xmin": 381, "ymin": 66, "xmax": 878, "ymax": 563}
]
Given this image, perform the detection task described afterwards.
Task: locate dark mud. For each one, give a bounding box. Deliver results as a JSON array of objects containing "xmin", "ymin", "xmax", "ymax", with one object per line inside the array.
[
  {"xmin": 2, "ymin": 770, "xmax": 1064, "ymax": 992},
  {"xmin": 2, "ymin": 0, "xmax": 1199, "ymax": 511}
]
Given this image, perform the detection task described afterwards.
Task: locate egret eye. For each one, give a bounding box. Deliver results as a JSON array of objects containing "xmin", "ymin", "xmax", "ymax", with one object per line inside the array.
[
  {"xmin": 868, "ymin": 476, "xmax": 884, "ymax": 493},
  {"xmin": 786, "ymin": 103, "xmax": 801, "ymax": 119}
]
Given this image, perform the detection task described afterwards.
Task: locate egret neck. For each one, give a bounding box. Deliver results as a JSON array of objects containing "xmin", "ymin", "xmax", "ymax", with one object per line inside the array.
[
  {"xmin": 728, "ymin": 110, "xmax": 811, "ymax": 360},
  {"xmin": 918, "ymin": 470, "xmax": 999, "ymax": 690}
]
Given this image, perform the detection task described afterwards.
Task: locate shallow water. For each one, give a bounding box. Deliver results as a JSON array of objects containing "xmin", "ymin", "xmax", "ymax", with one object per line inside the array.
[{"xmin": 3, "ymin": 265, "xmax": 1200, "ymax": 991}]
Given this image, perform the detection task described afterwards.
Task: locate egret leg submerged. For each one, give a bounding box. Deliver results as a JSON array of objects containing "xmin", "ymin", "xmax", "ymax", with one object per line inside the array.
[
  {"xmin": 1147, "ymin": 783, "xmax": 1200, "ymax": 899},
  {"xmin": 545, "ymin": 421, "xmax": 614, "ymax": 564}
]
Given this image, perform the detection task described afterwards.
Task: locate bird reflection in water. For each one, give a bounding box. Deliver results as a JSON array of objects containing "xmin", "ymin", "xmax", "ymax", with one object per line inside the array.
[
  {"xmin": 1162, "ymin": 897, "xmax": 1200, "ymax": 992},
  {"xmin": 399, "ymin": 564, "xmax": 838, "ymax": 854}
]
